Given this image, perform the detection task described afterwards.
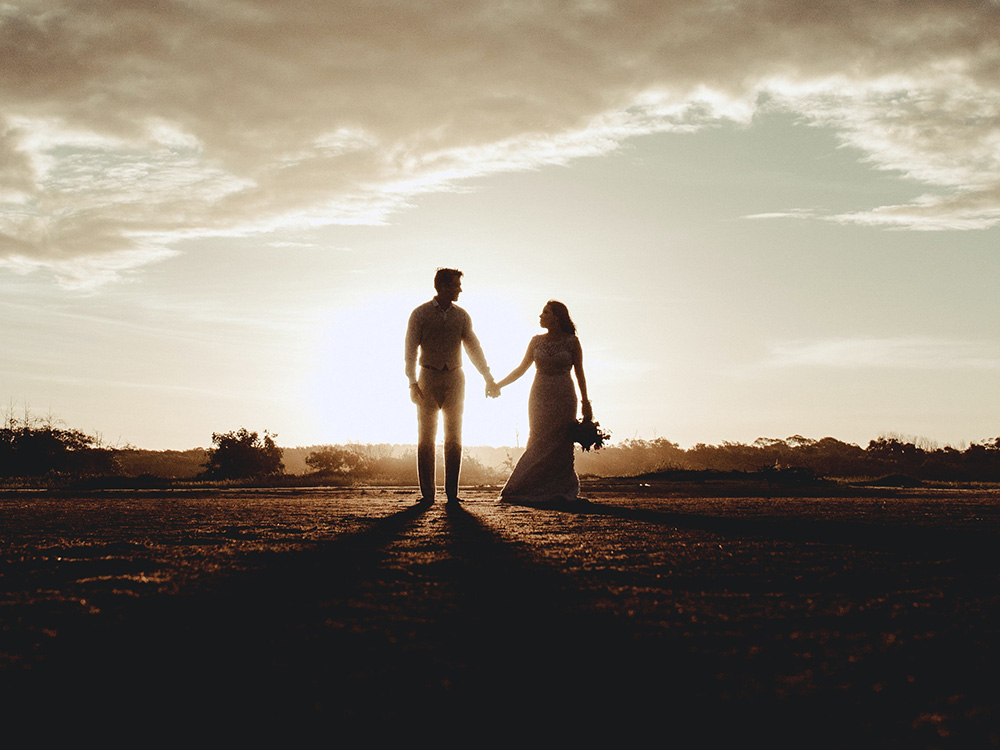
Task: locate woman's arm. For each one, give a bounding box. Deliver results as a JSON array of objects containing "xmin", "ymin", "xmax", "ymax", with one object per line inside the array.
[
  {"xmin": 572, "ymin": 337, "xmax": 592, "ymax": 420},
  {"xmin": 495, "ymin": 339, "xmax": 535, "ymax": 390}
]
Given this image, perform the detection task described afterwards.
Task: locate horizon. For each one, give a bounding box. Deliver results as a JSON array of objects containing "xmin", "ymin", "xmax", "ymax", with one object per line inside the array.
[
  {"xmin": 3, "ymin": 2, "xmax": 1000, "ymax": 452},
  {"xmin": 67, "ymin": 429, "xmax": 992, "ymax": 454}
]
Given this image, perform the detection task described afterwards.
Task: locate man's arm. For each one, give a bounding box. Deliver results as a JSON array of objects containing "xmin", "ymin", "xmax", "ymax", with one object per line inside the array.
[
  {"xmin": 404, "ymin": 308, "xmax": 422, "ymax": 401},
  {"xmin": 461, "ymin": 311, "xmax": 495, "ymax": 386}
]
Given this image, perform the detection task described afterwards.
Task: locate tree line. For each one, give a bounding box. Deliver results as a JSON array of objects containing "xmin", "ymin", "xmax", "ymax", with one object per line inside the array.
[
  {"xmin": 5, "ymin": 410, "xmax": 1000, "ymax": 486},
  {"xmin": 0, "ymin": 417, "xmax": 505, "ymax": 486},
  {"xmin": 574, "ymin": 434, "xmax": 1000, "ymax": 483}
]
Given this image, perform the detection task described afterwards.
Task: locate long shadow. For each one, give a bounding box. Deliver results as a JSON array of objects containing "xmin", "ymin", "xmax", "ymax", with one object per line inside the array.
[
  {"xmin": 505, "ymin": 498, "xmax": 1000, "ymax": 563},
  {"xmin": 6, "ymin": 499, "xmax": 435, "ymax": 743},
  {"xmin": 215, "ymin": 496, "xmax": 434, "ymax": 599}
]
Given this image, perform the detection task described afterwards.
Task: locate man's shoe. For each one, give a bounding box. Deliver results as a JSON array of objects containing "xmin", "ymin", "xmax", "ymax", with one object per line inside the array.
[{"xmin": 446, "ymin": 496, "xmax": 462, "ymax": 505}]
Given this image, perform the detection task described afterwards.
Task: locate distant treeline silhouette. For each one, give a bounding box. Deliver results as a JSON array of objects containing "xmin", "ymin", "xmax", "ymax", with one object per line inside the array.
[
  {"xmin": 6, "ymin": 409, "xmax": 1000, "ymax": 486},
  {"xmin": 574, "ymin": 435, "xmax": 1000, "ymax": 483},
  {"xmin": 112, "ymin": 441, "xmax": 505, "ymax": 486}
]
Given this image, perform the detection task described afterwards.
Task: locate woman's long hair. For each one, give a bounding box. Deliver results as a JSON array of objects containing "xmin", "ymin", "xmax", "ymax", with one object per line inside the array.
[{"xmin": 547, "ymin": 300, "xmax": 576, "ymax": 334}]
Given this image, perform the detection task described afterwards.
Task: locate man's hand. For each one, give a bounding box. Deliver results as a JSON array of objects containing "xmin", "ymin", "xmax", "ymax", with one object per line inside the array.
[
  {"xmin": 409, "ymin": 382, "xmax": 424, "ymax": 405},
  {"xmin": 486, "ymin": 381, "xmax": 501, "ymax": 398}
]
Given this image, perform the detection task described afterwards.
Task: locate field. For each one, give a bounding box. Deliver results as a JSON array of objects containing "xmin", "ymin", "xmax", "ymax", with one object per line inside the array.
[{"xmin": 3, "ymin": 484, "xmax": 1000, "ymax": 746}]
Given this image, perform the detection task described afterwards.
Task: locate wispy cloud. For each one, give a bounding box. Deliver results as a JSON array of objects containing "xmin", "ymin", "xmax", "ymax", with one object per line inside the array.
[
  {"xmin": 761, "ymin": 337, "xmax": 1000, "ymax": 371},
  {"xmin": 744, "ymin": 208, "xmax": 824, "ymax": 221},
  {"xmin": 2, "ymin": 0, "xmax": 999, "ymax": 284}
]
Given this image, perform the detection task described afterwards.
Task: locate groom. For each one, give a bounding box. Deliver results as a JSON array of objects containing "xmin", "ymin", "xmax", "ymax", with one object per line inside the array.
[{"xmin": 405, "ymin": 268, "xmax": 498, "ymax": 504}]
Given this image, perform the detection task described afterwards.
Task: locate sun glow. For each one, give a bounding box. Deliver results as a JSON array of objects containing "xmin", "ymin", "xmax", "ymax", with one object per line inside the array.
[{"xmin": 305, "ymin": 290, "xmax": 544, "ymax": 448}]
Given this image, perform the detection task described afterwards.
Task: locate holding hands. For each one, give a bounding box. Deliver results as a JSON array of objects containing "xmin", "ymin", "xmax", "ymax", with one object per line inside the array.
[{"xmin": 486, "ymin": 380, "xmax": 501, "ymax": 399}]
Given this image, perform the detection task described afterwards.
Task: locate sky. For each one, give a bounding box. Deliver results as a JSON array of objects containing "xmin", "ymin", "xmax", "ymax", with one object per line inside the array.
[{"xmin": 2, "ymin": 0, "xmax": 1000, "ymax": 451}]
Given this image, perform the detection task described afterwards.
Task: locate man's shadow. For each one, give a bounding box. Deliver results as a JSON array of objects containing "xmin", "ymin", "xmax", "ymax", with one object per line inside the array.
[
  {"xmin": 13, "ymin": 498, "xmax": 437, "ymax": 737},
  {"xmin": 223, "ymin": 497, "xmax": 434, "ymax": 600}
]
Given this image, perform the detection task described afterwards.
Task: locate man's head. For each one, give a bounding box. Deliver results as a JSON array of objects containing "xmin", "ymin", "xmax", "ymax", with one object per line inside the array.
[{"xmin": 434, "ymin": 268, "xmax": 463, "ymax": 303}]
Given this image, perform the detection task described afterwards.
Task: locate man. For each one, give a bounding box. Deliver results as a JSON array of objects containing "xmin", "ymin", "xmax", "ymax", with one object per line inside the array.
[{"xmin": 405, "ymin": 268, "xmax": 498, "ymax": 504}]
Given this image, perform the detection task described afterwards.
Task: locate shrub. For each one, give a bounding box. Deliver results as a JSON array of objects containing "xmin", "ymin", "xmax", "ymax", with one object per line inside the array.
[{"xmin": 201, "ymin": 428, "xmax": 284, "ymax": 480}]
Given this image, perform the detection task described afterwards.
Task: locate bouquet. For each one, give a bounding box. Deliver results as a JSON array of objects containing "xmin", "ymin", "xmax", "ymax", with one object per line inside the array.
[{"xmin": 570, "ymin": 417, "xmax": 611, "ymax": 451}]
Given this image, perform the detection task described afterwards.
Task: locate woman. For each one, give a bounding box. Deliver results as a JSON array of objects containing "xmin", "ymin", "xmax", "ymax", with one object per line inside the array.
[{"xmin": 494, "ymin": 300, "xmax": 591, "ymax": 504}]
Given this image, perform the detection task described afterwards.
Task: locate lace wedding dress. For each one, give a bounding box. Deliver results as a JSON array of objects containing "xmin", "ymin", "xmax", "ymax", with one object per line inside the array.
[{"xmin": 500, "ymin": 335, "xmax": 580, "ymax": 503}]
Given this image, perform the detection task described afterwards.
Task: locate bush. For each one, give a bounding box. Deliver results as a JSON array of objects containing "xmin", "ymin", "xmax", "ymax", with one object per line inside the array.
[{"xmin": 201, "ymin": 428, "xmax": 284, "ymax": 480}]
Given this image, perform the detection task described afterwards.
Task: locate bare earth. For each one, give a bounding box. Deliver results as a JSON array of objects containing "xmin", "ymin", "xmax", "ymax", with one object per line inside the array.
[{"xmin": 3, "ymin": 485, "xmax": 1000, "ymax": 747}]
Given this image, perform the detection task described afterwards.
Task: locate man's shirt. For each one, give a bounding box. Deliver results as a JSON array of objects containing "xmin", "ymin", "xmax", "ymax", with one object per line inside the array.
[{"xmin": 405, "ymin": 298, "xmax": 491, "ymax": 385}]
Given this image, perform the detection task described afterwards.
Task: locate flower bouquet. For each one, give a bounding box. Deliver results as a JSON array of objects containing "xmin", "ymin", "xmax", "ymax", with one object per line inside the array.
[{"xmin": 570, "ymin": 417, "xmax": 611, "ymax": 451}]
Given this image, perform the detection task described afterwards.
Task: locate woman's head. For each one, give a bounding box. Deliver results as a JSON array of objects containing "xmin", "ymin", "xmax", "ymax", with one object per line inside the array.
[{"xmin": 541, "ymin": 300, "xmax": 576, "ymax": 334}]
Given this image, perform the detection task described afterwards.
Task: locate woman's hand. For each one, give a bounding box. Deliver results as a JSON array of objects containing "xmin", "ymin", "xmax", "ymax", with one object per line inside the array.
[{"xmin": 581, "ymin": 399, "xmax": 593, "ymax": 421}]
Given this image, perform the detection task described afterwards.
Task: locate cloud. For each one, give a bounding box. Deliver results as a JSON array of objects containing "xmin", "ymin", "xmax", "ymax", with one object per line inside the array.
[
  {"xmin": 2, "ymin": 0, "xmax": 999, "ymax": 284},
  {"xmin": 744, "ymin": 208, "xmax": 822, "ymax": 221},
  {"xmin": 761, "ymin": 337, "xmax": 1000, "ymax": 371}
]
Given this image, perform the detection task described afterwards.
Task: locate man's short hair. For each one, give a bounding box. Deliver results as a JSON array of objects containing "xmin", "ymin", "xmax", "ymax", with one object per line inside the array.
[{"xmin": 434, "ymin": 268, "xmax": 463, "ymax": 290}]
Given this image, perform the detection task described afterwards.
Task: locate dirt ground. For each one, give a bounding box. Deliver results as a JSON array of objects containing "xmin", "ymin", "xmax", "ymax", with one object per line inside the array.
[{"xmin": 3, "ymin": 485, "xmax": 1000, "ymax": 747}]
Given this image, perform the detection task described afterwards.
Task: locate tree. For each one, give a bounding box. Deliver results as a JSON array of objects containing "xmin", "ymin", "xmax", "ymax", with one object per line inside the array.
[{"xmin": 201, "ymin": 428, "xmax": 284, "ymax": 480}]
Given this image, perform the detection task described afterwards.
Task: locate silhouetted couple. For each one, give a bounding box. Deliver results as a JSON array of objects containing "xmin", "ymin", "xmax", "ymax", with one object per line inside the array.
[{"xmin": 405, "ymin": 268, "xmax": 591, "ymax": 505}]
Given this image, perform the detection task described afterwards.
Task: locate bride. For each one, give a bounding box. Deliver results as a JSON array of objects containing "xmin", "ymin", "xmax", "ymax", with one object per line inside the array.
[{"xmin": 492, "ymin": 300, "xmax": 591, "ymax": 504}]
